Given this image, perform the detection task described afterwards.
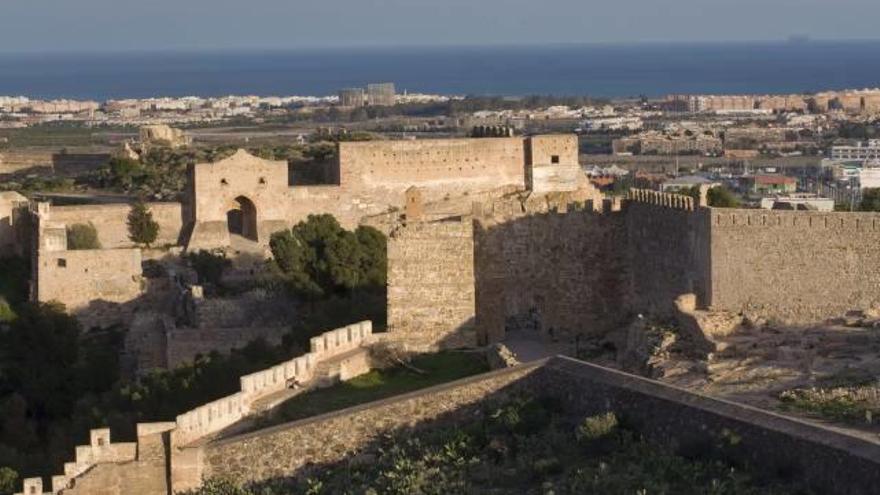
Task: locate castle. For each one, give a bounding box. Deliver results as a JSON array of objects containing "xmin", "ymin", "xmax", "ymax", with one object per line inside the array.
[{"xmin": 6, "ymin": 134, "xmax": 880, "ymax": 494}]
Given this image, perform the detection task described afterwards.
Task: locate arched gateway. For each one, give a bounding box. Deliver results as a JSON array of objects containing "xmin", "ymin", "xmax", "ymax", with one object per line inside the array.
[{"xmin": 227, "ymin": 196, "xmax": 258, "ymax": 242}]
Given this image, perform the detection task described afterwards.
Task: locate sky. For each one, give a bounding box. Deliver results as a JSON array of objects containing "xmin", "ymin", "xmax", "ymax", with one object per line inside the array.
[{"xmin": 3, "ymin": 0, "xmax": 880, "ymax": 53}]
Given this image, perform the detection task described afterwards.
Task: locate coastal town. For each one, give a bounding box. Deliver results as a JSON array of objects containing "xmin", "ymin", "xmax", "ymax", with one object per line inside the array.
[{"xmin": 4, "ymin": 85, "xmax": 880, "ymax": 211}]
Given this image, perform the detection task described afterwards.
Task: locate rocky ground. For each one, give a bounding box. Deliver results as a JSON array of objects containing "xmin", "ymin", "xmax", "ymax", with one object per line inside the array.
[{"xmin": 596, "ymin": 303, "xmax": 880, "ymax": 441}]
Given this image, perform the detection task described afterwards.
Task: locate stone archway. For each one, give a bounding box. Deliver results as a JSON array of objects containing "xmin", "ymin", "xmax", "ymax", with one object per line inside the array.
[{"xmin": 227, "ymin": 196, "xmax": 258, "ymax": 242}]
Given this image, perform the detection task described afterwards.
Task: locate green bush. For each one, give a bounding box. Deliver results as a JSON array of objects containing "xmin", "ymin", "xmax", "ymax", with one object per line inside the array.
[
  {"xmin": 0, "ymin": 298, "xmax": 15, "ymax": 323},
  {"xmin": 0, "ymin": 467, "xmax": 17, "ymax": 495},
  {"xmin": 576, "ymin": 412, "xmax": 619, "ymax": 441},
  {"xmin": 66, "ymin": 223, "xmax": 101, "ymax": 250}
]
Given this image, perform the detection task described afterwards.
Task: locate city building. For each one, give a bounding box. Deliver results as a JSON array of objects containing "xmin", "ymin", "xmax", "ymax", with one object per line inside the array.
[
  {"xmin": 830, "ymin": 140, "xmax": 880, "ymax": 161},
  {"xmin": 742, "ymin": 175, "xmax": 797, "ymax": 195},
  {"xmin": 338, "ymin": 88, "xmax": 366, "ymax": 108},
  {"xmin": 858, "ymin": 164, "xmax": 880, "ymax": 190},
  {"xmin": 759, "ymin": 195, "xmax": 835, "ymax": 212},
  {"xmin": 660, "ymin": 175, "xmax": 720, "ymax": 192},
  {"xmin": 367, "ymin": 82, "xmax": 396, "ymax": 106}
]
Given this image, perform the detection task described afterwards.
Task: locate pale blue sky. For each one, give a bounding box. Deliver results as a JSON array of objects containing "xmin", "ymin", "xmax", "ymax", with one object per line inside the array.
[{"xmin": 3, "ymin": 0, "xmax": 878, "ymax": 52}]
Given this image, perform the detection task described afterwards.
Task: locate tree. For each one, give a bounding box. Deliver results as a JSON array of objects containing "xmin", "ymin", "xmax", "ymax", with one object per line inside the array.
[
  {"xmin": 103, "ymin": 157, "xmax": 142, "ymax": 190},
  {"xmin": 859, "ymin": 188, "xmax": 880, "ymax": 212},
  {"xmin": 269, "ymin": 215, "xmax": 386, "ymax": 298},
  {"xmin": 127, "ymin": 202, "xmax": 159, "ymax": 247},
  {"xmin": 66, "ymin": 223, "xmax": 101, "ymax": 250},
  {"xmin": 706, "ymin": 187, "xmax": 740, "ymax": 208}
]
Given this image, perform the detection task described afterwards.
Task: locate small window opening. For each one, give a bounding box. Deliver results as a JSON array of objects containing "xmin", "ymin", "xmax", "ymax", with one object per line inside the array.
[
  {"xmin": 57, "ymin": 258, "xmax": 67, "ymax": 268},
  {"xmin": 551, "ymin": 155, "xmax": 560, "ymax": 164},
  {"xmin": 259, "ymin": 177, "xmax": 267, "ymax": 185}
]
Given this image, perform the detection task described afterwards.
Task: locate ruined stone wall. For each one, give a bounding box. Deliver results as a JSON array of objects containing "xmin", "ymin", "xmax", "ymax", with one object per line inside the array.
[
  {"xmin": 165, "ymin": 326, "xmax": 288, "ymax": 368},
  {"xmin": 35, "ymin": 248, "xmax": 143, "ymax": 327},
  {"xmin": 708, "ymin": 209, "xmax": 880, "ymax": 322},
  {"xmin": 48, "ymin": 202, "xmax": 182, "ymax": 249},
  {"xmin": 338, "ymin": 138, "xmax": 528, "ymax": 205},
  {"xmin": 625, "ymin": 191, "xmax": 710, "ymax": 315},
  {"xmin": 0, "ymin": 191, "xmax": 27, "ymax": 256},
  {"xmin": 387, "ymin": 219, "xmax": 477, "ymax": 350},
  {"xmin": 17, "ymin": 423, "xmax": 175, "ymax": 495},
  {"xmin": 475, "ymin": 202, "xmax": 627, "ymax": 345},
  {"xmin": 0, "ymin": 150, "xmax": 54, "ymax": 175}
]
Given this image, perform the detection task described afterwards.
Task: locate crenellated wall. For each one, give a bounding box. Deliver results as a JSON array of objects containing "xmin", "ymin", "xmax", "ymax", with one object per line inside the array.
[
  {"xmin": 708, "ymin": 209, "xmax": 880, "ymax": 322},
  {"xmin": 15, "ymin": 422, "xmax": 175, "ymax": 495},
  {"xmin": 173, "ymin": 321, "xmax": 374, "ymax": 446},
  {"xmin": 389, "ymin": 186, "xmax": 880, "ymax": 350},
  {"xmin": 474, "ymin": 199, "xmax": 627, "ymax": 344},
  {"xmin": 624, "ymin": 189, "xmax": 711, "ymax": 314},
  {"xmin": 15, "ymin": 322, "xmax": 375, "ymax": 495}
]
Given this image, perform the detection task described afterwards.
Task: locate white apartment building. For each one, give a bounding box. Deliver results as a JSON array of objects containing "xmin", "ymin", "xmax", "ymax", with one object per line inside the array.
[{"xmin": 831, "ymin": 140, "xmax": 880, "ymax": 161}]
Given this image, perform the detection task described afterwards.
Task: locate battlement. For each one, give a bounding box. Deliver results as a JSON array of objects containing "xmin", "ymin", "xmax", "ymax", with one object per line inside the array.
[
  {"xmin": 174, "ymin": 321, "xmax": 373, "ymax": 445},
  {"xmin": 16, "ymin": 424, "xmax": 158, "ymax": 495},
  {"xmin": 16, "ymin": 322, "xmax": 374, "ymax": 494},
  {"xmin": 711, "ymin": 208, "xmax": 880, "ymax": 231},
  {"xmin": 626, "ymin": 188, "xmax": 695, "ymax": 211}
]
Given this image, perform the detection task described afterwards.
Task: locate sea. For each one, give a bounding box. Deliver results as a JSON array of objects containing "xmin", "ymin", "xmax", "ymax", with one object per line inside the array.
[{"xmin": 1, "ymin": 41, "xmax": 880, "ymax": 100}]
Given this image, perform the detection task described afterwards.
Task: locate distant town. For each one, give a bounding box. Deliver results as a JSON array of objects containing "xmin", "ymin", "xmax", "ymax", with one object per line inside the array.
[{"xmin": 4, "ymin": 84, "xmax": 880, "ymax": 211}]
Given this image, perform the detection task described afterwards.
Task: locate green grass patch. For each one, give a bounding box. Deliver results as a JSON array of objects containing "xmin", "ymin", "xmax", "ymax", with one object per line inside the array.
[{"xmin": 263, "ymin": 351, "xmax": 489, "ymax": 426}]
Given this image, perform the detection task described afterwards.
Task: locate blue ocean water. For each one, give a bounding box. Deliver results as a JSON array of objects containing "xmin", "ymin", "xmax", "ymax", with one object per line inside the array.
[{"xmin": 1, "ymin": 41, "xmax": 879, "ymax": 100}]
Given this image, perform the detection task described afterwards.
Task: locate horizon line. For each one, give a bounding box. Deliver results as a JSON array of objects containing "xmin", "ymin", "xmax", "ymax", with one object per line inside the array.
[{"xmin": 2, "ymin": 37, "xmax": 880, "ymax": 56}]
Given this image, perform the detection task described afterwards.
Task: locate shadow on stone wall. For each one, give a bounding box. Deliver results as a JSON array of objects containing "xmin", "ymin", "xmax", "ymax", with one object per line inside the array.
[
  {"xmin": 473, "ymin": 207, "xmax": 630, "ymax": 347},
  {"xmin": 200, "ymin": 358, "xmax": 880, "ymax": 495}
]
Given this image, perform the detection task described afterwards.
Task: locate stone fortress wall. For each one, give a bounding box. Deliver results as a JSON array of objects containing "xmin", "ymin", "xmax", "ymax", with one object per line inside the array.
[
  {"xmin": 20, "ymin": 357, "xmax": 880, "ymax": 495},
  {"xmin": 0, "ymin": 191, "xmax": 28, "ymax": 257},
  {"xmin": 16, "ymin": 322, "xmax": 375, "ymax": 495},
  {"xmin": 15, "ymin": 133, "xmax": 880, "ymax": 494},
  {"xmin": 708, "ymin": 209, "xmax": 880, "ymax": 321},
  {"xmin": 186, "ymin": 135, "xmax": 579, "ymax": 246},
  {"xmin": 45, "ymin": 202, "xmax": 183, "ymax": 249},
  {"xmin": 387, "ymin": 218, "xmax": 477, "ymax": 350},
  {"xmin": 387, "ymin": 186, "xmax": 880, "ymax": 350}
]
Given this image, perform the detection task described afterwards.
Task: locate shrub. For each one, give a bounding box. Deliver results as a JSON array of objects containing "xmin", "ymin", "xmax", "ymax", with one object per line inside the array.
[
  {"xmin": 0, "ymin": 298, "xmax": 15, "ymax": 323},
  {"xmin": 576, "ymin": 412, "xmax": 619, "ymax": 441},
  {"xmin": 0, "ymin": 467, "xmax": 17, "ymax": 495},
  {"xmin": 66, "ymin": 223, "xmax": 101, "ymax": 250},
  {"xmin": 185, "ymin": 250, "xmax": 231, "ymax": 287}
]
